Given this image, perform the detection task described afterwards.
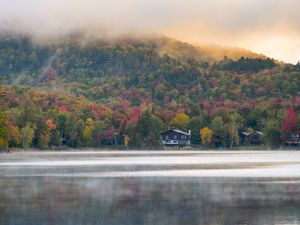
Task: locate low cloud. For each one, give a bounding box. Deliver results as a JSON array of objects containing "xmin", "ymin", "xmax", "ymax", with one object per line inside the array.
[{"xmin": 0, "ymin": 0, "xmax": 300, "ymax": 63}]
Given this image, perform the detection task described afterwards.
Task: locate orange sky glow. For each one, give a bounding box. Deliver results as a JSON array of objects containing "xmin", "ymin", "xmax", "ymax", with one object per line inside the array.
[{"xmin": 0, "ymin": 0, "xmax": 299, "ymax": 63}]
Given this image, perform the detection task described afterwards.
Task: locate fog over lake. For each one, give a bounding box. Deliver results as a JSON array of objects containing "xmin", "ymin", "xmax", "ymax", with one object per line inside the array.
[{"xmin": 0, "ymin": 151, "xmax": 300, "ymax": 225}]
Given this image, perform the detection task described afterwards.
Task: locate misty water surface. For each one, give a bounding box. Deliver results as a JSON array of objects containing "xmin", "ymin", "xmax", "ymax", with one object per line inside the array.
[{"xmin": 0, "ymin": 151, "xmax": 300, "ymax": 225}]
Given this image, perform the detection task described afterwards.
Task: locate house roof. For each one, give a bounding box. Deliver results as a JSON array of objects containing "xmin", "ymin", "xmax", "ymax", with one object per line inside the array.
[
  {"xmin": 161, "ymin": 129, "xmax": 191, "ymax": 136},
  {"xmin": 241, "ymin": 131, "xmax": 263, "ymax": 136}
]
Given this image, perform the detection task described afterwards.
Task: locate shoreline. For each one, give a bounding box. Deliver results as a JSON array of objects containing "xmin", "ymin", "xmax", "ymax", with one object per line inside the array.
[{"xmin": 2, "ymin": 147, "xmax": 300, "ymax": 152}]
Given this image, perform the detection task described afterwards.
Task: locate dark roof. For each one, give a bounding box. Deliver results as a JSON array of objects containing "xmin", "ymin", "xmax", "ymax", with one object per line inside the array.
[
  {"xmin": 161, "ymin": 129, "xmax": 191, "ymax": 136},
  {"xmin": 241, "ymin": 131, "xmax": 263, "ymax": 136}
]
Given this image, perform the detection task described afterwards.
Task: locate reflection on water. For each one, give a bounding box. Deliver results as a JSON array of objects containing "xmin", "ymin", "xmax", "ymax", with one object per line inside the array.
[{"xmin": 0, "ymin": 151, "xmax": 300, "ymax": 225}]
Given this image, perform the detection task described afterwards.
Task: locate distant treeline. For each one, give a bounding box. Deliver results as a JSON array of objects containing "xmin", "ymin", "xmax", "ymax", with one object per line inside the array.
[{"xmin": 0, "ymin": 35, "xmax": 300, "ymax": 149}]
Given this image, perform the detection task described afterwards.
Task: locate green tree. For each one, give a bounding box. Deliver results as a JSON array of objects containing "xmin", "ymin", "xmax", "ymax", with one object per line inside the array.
[
  {"xmin": 19, "ymin": 93, "xmax": 37, "ymax": 128},
  {"xmin": 74, "ymin": 119, "xmax": 85, "ymax": 147},
  {"xmin": 188, "ymin": 115, "xmax": 210, "ymax": 144},
  {"xmin": 226, "ymin": 111, "xmax": 243, "ymax": 149},
  {"xmin": 91, "ymin": 120, "xmax": 109, "ymax": 147},
  {"xmin": 0, "ymin": 111, "xmax": 8, "ymax": 148},
  {"xmin": 129, "ymin": 111, "xmax": 163, "ymax": 149},
  {"xmin": 20, "ymin": 123, "xmax": 35, "ymax": 148},
  {"xmin": 247, "ymin": 105, "xmax": 272, "ymax": 130},
  {"xmin": 50, "ymin": 130, "xmax": 62, "ymax": 147},
  {"xmin": 263, "ymin": 119, "xmax": 282, "ymax": 149},
  {"xmin": 37, "ymin": 130, "xmax": 51, "ymax": 149},
  {"xmin": 55, "ymin": 113, "xmax": 69, "ymax": 142},
  {"xmin": 211, "ymin": 116, "xmax": 227, "ymax": 147},
  {"xmin": 35, "ymin": 118, "xmax": 51, "ymax": 150},
  {"xmin": 0, "ymin": 78, "xmax": 8, "ymax": 148}
]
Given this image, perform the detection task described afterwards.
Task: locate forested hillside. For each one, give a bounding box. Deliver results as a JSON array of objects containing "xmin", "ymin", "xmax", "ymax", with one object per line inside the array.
[{"xmin": 1, "ymin": 34, "xmax": 300, "ymax": 149}]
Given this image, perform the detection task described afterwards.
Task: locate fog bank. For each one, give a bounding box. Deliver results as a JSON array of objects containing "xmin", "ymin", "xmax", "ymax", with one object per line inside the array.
[{"xmin": 0, "ymin": 0, "xmax": 300, "ymax": 63}]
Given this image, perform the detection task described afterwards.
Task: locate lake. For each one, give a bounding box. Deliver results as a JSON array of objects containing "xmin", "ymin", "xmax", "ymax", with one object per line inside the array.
[{"xmin": 0, "ymin": 151, "xmax": 300, "ymax": 225}]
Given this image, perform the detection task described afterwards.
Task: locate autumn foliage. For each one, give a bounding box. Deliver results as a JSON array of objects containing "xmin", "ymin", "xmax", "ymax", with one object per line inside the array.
[
  {"xmin": 0, "ymin": 36, "xmax": 300, "ymax": 149},
  {"xmin": 282, "ymin": 108, "xmax": 298, "ymax": 134},
  {"xmin": 200, "ymin": 127, "xmax": 213, "ymax": 145}
]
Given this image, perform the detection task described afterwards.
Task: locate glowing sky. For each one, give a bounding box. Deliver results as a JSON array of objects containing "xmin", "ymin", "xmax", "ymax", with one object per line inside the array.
[{"xmin": 0, "ymin": 0, "xmax": 300, "ymax": 63}]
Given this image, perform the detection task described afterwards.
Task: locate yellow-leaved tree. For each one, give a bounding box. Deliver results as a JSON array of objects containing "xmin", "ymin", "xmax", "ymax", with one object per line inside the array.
[
  {"xmin": 171, "ymin": 113, "xmax": 190, "ymax": 130},
  {"xmin": 200, "ymin": 127, "xmax": 213, "ymax": 145}
]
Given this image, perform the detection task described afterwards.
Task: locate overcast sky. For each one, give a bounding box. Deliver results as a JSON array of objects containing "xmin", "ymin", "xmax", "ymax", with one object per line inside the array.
[{"xmin": 0, "ymin": 0, "xmax": 300, "ymax": 63}]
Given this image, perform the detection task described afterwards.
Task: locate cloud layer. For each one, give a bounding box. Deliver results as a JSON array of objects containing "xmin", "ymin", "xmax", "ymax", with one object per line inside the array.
[{"xmin": 0, "ymin": 0, "xmax": 300, "ymax": 63}]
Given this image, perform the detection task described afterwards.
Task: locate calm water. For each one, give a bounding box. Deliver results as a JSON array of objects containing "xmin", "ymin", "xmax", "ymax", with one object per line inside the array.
[{"xmin": 0, "ymin": 151, "xmax": 300, "ymax": 225}]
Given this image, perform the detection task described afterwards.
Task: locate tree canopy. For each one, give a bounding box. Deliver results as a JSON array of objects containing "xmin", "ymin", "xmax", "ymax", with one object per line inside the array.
[{"xmin": 1, "ymin": 35, "xmax": 300, "ymax": 149}]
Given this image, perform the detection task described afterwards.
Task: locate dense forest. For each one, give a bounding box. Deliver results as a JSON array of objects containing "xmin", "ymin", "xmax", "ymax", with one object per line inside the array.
[{"xmin": 0, "ymin": 34, "xmax": 300, "ymax": 149}]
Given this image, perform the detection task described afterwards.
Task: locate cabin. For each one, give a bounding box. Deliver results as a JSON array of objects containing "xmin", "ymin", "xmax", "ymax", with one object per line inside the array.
[
  {"xmin": 240, "ymin": 131, "xmax": 263, "ymax": 145},
  {"xmin": 286, "ymin": 132, "xmax": 300, "ymax": 146},
  {"xmin": 161, "ymin": 129, "xmax": 191, "ymax": 147}
]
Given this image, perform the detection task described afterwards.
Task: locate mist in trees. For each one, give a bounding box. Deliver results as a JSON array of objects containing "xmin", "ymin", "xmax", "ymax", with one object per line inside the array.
[{"xmin": 0, "ymin": 35, "xmax": 300, "ymax": 150}]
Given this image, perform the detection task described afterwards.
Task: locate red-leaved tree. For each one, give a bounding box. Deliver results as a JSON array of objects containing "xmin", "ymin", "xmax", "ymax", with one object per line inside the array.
[{"xmin": 282, "ymin": 108, "xmax": 298, "ymax": 134}]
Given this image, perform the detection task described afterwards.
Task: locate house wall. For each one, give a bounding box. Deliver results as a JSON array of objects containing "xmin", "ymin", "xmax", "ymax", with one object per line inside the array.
[
  {"xmin": 161, "ymin": 131, "xmax": 190, "ymax": 146},
  {"xmin": 249, "ymin": 134, "xmax": 262, "ymax": 144},
  {"xmin": 286, "ymin": 132, "xmax": 300, "ymax": 145},
  {"xmin": 241, "ymin": 133, "xmax": 263, "ymax": 145}
]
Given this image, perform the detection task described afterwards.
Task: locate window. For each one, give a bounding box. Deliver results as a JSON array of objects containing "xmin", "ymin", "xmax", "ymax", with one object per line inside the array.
[
  {"xmin": 166, "ymin": 135, "xmax": 169, "ymax": 140},
  {"xmin": 174, "ymin": 135, "xmax": 177, "ymax": 139}
]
